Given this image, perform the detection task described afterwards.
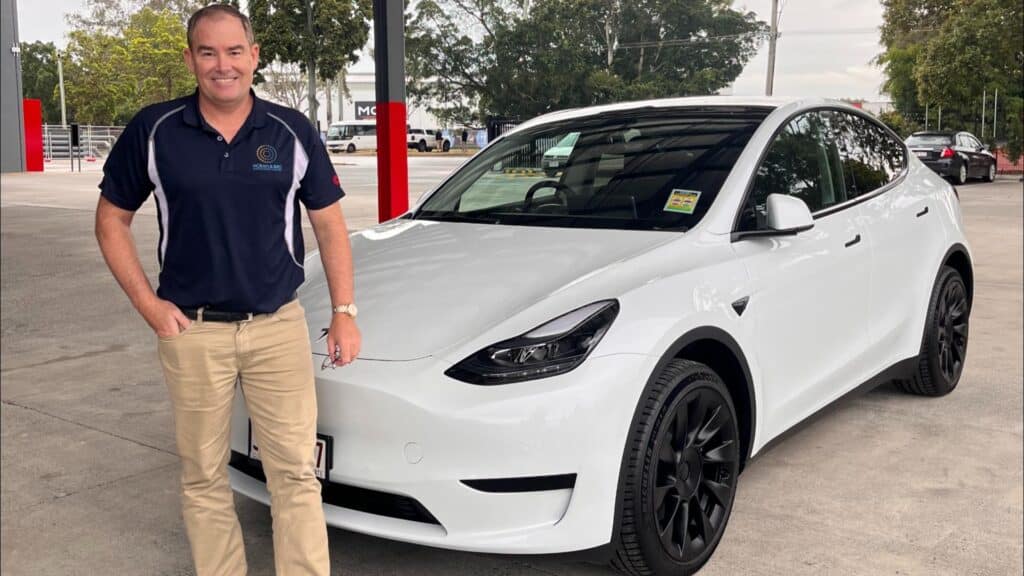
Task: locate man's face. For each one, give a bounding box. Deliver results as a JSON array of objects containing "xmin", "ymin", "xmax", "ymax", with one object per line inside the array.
[{"xmin": 184, "ymin": 14, "xmax": 259, "ymax": 110}]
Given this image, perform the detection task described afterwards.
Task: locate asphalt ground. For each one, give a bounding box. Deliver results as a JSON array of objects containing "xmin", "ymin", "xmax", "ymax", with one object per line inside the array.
[{"xmin": 1, "ymin": 158, "xmax": 1021, "ymax": 576}]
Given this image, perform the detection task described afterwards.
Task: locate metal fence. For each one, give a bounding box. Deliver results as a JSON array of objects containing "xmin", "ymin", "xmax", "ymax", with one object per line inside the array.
[{"xmin": 43, "ymin": 125, "xmax": 124, "ymax": 160}]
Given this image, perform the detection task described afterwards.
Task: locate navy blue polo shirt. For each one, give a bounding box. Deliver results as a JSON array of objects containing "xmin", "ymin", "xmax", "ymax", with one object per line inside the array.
[{"xmin": 100, "ymin": 90, "xmax": 344, "ymax": 313}]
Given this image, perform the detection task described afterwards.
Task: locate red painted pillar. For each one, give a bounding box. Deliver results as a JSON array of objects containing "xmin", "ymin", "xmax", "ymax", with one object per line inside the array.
[
  {"xmin": 373, "ymin": 0, "xmax": 408, "ymax": 222},
  {"xmin": 23, "ymin": 99, "xmax": 43, "ymax": 172}
]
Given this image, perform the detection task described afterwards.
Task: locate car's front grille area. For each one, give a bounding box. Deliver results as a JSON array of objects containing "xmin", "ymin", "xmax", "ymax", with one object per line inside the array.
[{"xmin": 229, "ymin": 451, "xmax": 441, "ymax": 525}]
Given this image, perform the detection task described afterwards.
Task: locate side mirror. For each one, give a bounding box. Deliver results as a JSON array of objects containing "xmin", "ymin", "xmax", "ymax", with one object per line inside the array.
[{"xmin": 765, "ymin": 193, "xmax": 814, "ymax": 233}]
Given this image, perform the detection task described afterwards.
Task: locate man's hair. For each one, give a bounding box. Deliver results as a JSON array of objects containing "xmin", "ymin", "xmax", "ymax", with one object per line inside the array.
[{"xmin": 186, "ymin": 4, "xmax": 255, "ymax": 48}]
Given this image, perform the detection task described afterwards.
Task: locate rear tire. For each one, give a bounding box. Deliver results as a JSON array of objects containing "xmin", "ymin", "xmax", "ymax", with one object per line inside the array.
[
  {"xmin": 611, "ymin": 359, "xmax": 740, "ymax": 576},
  {"xmin": 952, "ymin": 161, "xmax": 968, "ymax": 185},
  {"xmin": 895, "ymin": 266, "xmax": 969, "ymax": 397},
  {"xmin": 417, "ymin": 140, "xmax": 427, "ymax": 152}
]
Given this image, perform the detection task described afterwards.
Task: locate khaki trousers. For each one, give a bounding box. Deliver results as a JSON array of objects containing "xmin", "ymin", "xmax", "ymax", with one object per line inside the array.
[{"xmin": 158, "ymin": 299, "xmax": 328, "ymax": 576}]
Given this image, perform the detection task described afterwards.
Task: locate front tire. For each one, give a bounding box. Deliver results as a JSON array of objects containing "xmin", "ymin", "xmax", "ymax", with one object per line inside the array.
[
  {"xmin": 612, "ymin": 360, "xmax": 740, "ymax": 576},
  {"xmin": 895, "ymin": 266, "xmax": 969, "ymax": 397},
  {"xmin": 346, "ymin": 143, "xmax": 356, "ymax": 154},
  {"xmin": 984, "ymin": 160, "xmax": 996, "ymax": 182}
]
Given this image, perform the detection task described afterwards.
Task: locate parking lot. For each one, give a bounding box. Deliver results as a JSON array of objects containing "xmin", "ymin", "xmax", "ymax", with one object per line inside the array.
[{"xmin": 1, "ymin": 157, "xmax": 1021, "ymax": 575}]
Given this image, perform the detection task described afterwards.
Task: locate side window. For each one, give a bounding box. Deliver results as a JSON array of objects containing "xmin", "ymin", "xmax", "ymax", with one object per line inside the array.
[
  {"xmin": 831, "ymin": 112, "xmax": 905, "ymax": 198},
  {"xmin": 742, "ymin": 112, "xmax": 842, "ymax": 230}
]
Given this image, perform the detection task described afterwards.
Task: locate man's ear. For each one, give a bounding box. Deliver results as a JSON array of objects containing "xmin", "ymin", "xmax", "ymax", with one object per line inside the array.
[
  {"xmin": 251, "ymin": 43, "xmax": 260, "ymax": 68},
  {"xmin": 183, "ymin": 48, "xmax": 195, "ymax": 74}
]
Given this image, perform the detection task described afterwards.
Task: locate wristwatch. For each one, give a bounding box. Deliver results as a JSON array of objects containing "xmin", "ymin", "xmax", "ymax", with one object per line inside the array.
[{"xmin": 332, "ymin": 303, "xmax": 358, "ymax": 318}]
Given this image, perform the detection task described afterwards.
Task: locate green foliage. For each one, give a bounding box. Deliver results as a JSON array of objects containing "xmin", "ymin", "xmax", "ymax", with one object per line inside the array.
[
  {"xmin": 68, "ymin": 0, "xmax": 208, "ymax": 33},
  {"xmin": 248, "ymin": 0, "xmax": 372, "ymax": 83},
  {"xmin": 406, "ymin": 0, "xmax": 764, "ymax": 124},
  {"xmin": 64, "ymin": 8, "xmax": 193, "ymax": 124},
  {"xmin": 878, "ymin": 109, "xmax": 921, "ymax": 137},
  {"xmin": 19, "ymin": 41, "xmax": 64, "ymax": 123},
  {"xmin": 878, "ymin": 0, "xmax": 1023, "ymax": 161}
]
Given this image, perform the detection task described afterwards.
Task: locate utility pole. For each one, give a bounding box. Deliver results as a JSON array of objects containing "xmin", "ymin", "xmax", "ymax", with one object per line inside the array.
[
  {"xmin": 993, "ymin": 89, "xmax": 999, "ymax": 141},
  {"xmin": 765, "ymin": 0, "xmax": 779, "ymax": 96},
  {"xmin": 57, "ymin": 50, "xmax": 67, "ymax": 127},
  {"xmin": 305, "ymin": 0, "xmax": 317, "ymax": 126},
  {"xmin": 925, "ymin": 103, "xmax": 929, "ymax": 130}
]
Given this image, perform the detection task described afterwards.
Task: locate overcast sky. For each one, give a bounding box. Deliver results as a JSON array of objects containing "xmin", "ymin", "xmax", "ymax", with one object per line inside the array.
[{"xmin": 16, "ymin": 0, "xmax": 889, "ymax": 102}]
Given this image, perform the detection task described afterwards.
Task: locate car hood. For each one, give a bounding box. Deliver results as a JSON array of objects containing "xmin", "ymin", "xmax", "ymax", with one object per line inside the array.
[{"xmin": 300, "ymin": 219, "xmax": 677, "ymax": 361}]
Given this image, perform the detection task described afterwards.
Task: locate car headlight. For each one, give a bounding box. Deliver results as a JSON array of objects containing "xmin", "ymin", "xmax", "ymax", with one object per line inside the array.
[{"xmin": 445, "ymin": 300, "xmax": 619, "ymax": 385}]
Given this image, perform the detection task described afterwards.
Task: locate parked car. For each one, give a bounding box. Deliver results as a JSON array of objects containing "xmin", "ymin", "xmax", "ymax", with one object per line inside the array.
[
  {"xmin": 541, "ymin": 131, "xmax": 579, "ymax": 176},
  {"xmin": 407, "ymin": 127, "xmax": 440, "ymax": 151},
  {"xmin": 905, "ymin": 130, "xmax": 996, "ymax": 185},
  {"xmin": 230, "ymin": 97, "xmax": 973, "ymax": 575}
]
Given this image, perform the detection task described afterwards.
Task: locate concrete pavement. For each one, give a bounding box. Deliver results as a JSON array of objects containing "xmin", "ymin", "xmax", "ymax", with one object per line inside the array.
[{"xmin": 1, "ymin": 160, "xmax": 1021, "ymax": 575}]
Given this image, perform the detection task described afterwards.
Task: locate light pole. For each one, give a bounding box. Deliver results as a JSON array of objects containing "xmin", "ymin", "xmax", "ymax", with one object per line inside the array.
[{"xmin": 57, "ymin": 49, "xmax": 66, "ymax": 127}]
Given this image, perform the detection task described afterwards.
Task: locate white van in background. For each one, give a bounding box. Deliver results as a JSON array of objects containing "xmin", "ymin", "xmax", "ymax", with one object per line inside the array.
[{"xmin": 326, "ymin": 120, "xmax": 377, "ymax": 153}]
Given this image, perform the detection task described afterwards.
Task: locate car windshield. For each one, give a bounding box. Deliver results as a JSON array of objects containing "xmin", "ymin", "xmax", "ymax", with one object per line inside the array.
[
  {"xmin": 906, "ymin": 134, "xmax": 953, "ymax": 146},
  {"xmin": 413, "ymin": 107, "xmax": 770, "ymax": 231}
]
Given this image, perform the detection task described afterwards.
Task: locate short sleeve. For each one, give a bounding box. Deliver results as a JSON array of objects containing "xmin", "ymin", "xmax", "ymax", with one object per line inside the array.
[
  {"xmin": 99, "ymin": 114, "xmax": 153, "ymax": 211},
  {"xmin": 297, "ymin": 131, "xmax": 345, "ymax": 210}
]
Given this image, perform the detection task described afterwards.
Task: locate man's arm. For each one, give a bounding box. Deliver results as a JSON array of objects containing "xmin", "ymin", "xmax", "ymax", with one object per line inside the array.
[
  {"xmin": 307, "ymin": 201, "xmax": 361, "ymax": 365},
  {"xmin": 95, "ymin": 196, "xmax": 189, "ymax": 337}
]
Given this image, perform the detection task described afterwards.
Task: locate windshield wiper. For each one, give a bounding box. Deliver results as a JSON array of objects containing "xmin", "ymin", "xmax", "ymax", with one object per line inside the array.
[{"xmin": 414, "ymin": 212, "xmax": 502, "ymax": 224}]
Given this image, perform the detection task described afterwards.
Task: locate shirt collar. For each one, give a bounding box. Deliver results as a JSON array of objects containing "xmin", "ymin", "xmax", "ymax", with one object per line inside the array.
[{"xmin": 182, "ymin": 88, "xmax": 267, "ymax": 130}]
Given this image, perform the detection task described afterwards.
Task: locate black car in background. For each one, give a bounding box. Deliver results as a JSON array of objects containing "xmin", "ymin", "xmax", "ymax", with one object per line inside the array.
[{"xmin": 906, "ymin": 131, "xmax": 997, "ymax": 185}]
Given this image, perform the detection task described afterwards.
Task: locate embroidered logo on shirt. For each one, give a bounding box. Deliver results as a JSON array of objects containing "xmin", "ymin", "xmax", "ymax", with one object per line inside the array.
[{"xmin": 253, "ymin": 144, "xmax": 282, "ymax": 172}]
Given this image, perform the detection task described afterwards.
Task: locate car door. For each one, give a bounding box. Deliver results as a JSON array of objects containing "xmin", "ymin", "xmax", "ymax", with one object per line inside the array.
[
  {"xmin": 847, "ymin": 112, "xmax": 946, "ymax": 368},
  {"xmin": 732, "ymin": 110, "xmax": 873, "ymax": 440}
]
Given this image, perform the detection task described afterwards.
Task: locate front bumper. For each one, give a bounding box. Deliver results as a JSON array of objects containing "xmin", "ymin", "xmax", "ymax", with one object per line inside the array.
[{"xmin": 229, "ymin": 353, "xmax": 652, "ymax": 554}]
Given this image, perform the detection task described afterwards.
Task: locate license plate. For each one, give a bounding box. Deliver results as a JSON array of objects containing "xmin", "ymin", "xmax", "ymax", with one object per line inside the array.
[
  {"xmin": 546, "ymin": 160, "xmax": 560, "ymax": 168},
  {"xmin": 915, "ymin": 151, "xmax": 929, "ymax": 158},
  {"xmin": 249, "ymin": 423, "xmax": 333, "ymax": 481}
]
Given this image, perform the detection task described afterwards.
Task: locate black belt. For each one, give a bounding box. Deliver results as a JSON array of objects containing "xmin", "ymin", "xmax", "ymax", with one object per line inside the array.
[{"xmin": 181, "ymin": 295, "xmax": 296, "ymax": 323}]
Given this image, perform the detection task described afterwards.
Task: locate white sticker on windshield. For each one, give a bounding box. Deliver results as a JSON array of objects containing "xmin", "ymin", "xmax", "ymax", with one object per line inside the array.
[{"xmin": 664, "ymin": 189, "xmax": 701, "ymax": 214}]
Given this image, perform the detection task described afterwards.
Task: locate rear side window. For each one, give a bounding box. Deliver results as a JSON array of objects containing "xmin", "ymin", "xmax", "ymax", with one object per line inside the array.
[{"xmin": 827, "ymin": 111, "xmax": 905, "ymax": 198}]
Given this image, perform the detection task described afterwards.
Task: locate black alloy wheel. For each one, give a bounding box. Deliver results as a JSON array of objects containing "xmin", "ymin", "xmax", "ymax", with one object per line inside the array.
[
  {"xmin": 612, "ymin": 360, "xmax": 740, "ymax": 576},
  {"xmin": 896, "ymin": 266, "xmax": 970, "ymax": 396},
  {"xmin": 934, "ymin": 274, "xmax": 969, "ymax": 383},
  {"xmin": 651, "ymin": 387, "xmax": 739, "ymax": 563}
]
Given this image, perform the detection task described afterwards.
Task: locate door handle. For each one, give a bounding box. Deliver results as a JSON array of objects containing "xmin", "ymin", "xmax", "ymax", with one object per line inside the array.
[
  {"xmin": 844, "ymin": 234, "xmax": 861, "ymax": 248},
  {"xmin": 916, "ymin": 206, "xmax": 929, "ymax": 218}
]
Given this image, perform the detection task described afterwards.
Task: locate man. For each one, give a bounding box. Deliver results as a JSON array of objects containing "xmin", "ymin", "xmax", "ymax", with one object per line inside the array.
[{"xmin": 94, "ymin": 5, "xmax": 359, "ymax": 575}]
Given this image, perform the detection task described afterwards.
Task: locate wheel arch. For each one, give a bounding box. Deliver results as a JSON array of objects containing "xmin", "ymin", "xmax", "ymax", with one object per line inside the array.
[
  {"xmin": 608, "ymin": 326, "xmax": 757, "ymax": 548},
  {"xmin": 942, "ymin": 243, "xmax": 974, "ymax": 309}
]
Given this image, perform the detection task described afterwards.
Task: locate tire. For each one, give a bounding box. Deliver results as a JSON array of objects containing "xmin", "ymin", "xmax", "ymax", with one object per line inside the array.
[
  {"xmin": 417, "ymin": 140, "xmax": 427, "ymax": 152},
  {"xmin": 442, "ymin": 140, "xmax": 451, "ymax": 152},
  {"xmin": 952, "ymin": 161, "xmax": 968, "ymax": 185},
  {"xmin": 611, "ymin": 359, "xmax": 740, "ymax": 576},
  {"xmin": 895, "ymin": 266, "xmax": 969, "ymax": 397},
  {"xmin": 346, "ymin": 143, "xmax": 356, "ymax": 154},
  {"xmin": 984, "ymin": 161, "xmax": 996, "ymax": 182}
]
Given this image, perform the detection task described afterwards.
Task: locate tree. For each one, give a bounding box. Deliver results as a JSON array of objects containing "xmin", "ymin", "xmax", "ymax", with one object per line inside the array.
[
  {"xmin": 260, "ymin": 61, "xmax": 310, "ymax": 113},
  {"xmin": 64, "ymin": 8, "xmax": 193, "ymax": 124},
  {"xmin": 878, "ymin": 0, "xmax": 1023, "ymax": 160},
  {"xmin": 19, "ymin": 41, "xmax": 64, "ymax": 124},
  {"xmin": 248, "ymin": 0, "xmax": 372, "ymax": 120},
  {"xmin": 68, "ymin": 0, "xmax": 208, "ymax": 33},
  {"xmin": 406, "ymin": 0, "xmax": 764, "ymax": 124}
]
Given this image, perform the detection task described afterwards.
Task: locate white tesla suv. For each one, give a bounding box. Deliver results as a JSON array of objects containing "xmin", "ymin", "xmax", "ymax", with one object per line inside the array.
[{"xmin": 229, "ymin": 97, "xmax": 973, "ymax": 575}]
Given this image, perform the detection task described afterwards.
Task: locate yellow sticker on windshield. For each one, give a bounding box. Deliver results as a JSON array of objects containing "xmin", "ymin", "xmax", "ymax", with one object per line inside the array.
[{"xmin": 664, "ymin": 189, "xmax": 701, "ymax": 214}]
